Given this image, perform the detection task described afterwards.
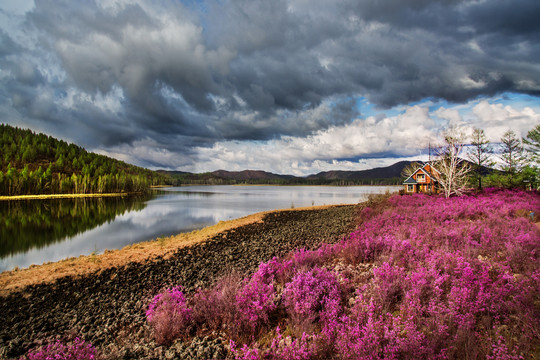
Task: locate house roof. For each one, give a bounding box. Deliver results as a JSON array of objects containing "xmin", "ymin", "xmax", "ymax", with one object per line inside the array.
[{"xmin": 402, "ymin": 162, "xmax": 440, "ymax": 185}]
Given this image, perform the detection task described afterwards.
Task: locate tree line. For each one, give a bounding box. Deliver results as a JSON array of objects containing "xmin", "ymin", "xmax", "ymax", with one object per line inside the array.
[
  {"xmin": 421, "ymin": 124, "xmax": 540, "ymax": 198},
  {"xmin": 169, "ymin": 173, "xmax": 404, "ymax": 186},
  {"xmin": 0, "ymin": 124, "xmax": 172, "ymax": 196}
]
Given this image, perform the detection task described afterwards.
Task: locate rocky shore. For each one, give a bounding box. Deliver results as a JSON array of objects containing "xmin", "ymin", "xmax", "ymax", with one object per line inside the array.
[{"xmin": 0, "ymin": 204, "xmax": 359, "ymax": 359}]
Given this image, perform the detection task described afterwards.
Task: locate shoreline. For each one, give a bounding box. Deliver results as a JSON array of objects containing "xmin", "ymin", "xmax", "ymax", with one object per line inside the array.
[
  {"xmin": 0, "ymin": 192, "xmax": 141, "ymax": 201},
  {"xmin": 0, "ymin": 203, "xmax": 359, "ymax": 358},
  {"xmin": 0, "ymin": 203, "xmax": 352, "ymax": 296}
]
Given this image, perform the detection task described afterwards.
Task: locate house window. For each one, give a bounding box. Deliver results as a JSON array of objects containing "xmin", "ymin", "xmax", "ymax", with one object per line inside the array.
[
  {"xmin": 407, "ymin": 184, "xmax": 414, "ymax": 192},
  {"xmin": 416, "ymin": 173, "xmax": 425, "ymax": 182}
]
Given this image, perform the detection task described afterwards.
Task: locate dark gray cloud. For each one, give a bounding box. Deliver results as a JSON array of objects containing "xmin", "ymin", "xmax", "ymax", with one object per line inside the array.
[{"xmin": 0, "ymin": 0, "xmax": 539, "ymax": 170}]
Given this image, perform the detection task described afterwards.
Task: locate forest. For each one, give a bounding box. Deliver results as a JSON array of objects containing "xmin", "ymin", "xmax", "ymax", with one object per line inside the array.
[
  {"xmin": 0, "ymin": 124, "xmax": 172, "ymax": 196},
  {"xmin": 166, "ymin": 172, "xmax": 404, "ymax": 186}
]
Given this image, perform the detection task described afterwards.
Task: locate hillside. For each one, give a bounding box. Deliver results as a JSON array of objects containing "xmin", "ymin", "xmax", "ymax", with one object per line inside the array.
[
  {"xmin": 211, "ymin": 169, "xmax": 294, "ymax": 181},
  {"xmin": 0, "ymin": 124, "xmax": 170, "ymax": 196},
  {"xmin": 307, "ymin": 160, "xmax": 414, "ymax": 181},
  {"xmin": 1, "ymin": 123, "xmax": 418, "ymax": 195},
  {"xmin": 159, "ymin": 162, "xmax": 417, "ymax": 186}
]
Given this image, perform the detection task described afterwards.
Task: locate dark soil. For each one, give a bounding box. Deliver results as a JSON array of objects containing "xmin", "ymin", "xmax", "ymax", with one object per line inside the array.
[{"xmin": 0, "ymin": 205, "xmax": 359, "ymax": 359}]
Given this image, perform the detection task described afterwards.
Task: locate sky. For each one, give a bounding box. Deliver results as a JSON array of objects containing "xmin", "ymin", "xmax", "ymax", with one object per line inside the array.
[{"xmin": 0, "ymin": 0, "xmax": 539, "ymax": 176}]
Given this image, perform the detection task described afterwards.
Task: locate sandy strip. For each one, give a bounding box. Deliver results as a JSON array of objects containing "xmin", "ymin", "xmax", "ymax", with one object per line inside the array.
[
  {"xmin": 0, "ymin": 204, "xmax": 343, "ymax": 296},
  {"xmin": 0, "ymin": 193, "xmax": 142, "ymax": 201}
]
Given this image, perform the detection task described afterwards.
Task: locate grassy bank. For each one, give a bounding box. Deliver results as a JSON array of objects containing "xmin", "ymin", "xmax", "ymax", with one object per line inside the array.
[{"xmin": 0, "ymin": 192, "xmax": 140, "ymax": 201}]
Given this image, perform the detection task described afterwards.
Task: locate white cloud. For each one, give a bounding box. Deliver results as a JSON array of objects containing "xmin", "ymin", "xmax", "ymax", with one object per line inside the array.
[
  {"xmin": 471, "ymin": 101, "xmax": 540, "ymax": 140},
  {"xmin": 170, "ymin": 105, "xmax": 438, "ymax": 175},
  {"xmin": 163, "ymin": 101, "xmax": 538, "ymax": 175}
]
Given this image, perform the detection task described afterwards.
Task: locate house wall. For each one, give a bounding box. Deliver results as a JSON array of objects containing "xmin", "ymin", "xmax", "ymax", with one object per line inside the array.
[{"xmin": 404, "ymin": 165, "xmax": 441, "ymax": 193}]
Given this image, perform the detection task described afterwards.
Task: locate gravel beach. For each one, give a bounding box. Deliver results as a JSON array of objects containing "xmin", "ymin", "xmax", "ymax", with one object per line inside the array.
[{"xmin": 0, "ymin": 204, "xmax": 359, "ymax": 359}]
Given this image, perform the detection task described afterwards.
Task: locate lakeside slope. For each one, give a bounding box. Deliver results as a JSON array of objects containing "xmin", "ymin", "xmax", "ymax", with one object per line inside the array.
[
  {"xmin": 0, "ymin": 204, "xmax": 351, "ymax": 294},
  {"xmin": 0, "ymin": 204, "xmax": 359, "ymax": 359}
]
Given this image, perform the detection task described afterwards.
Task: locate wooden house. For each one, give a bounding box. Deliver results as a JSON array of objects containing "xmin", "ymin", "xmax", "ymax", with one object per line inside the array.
[{"xmin": 403, "ymin": 163, "xmax": 441, "ymax": 193}]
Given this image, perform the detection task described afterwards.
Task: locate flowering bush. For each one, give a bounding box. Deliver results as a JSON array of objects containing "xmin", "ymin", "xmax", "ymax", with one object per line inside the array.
[
  {"xmin": 22, "ymin": 338, "xmax": 96, "ymax": 360},
  {"xmin": 282, "ymin": 267, "xmax": 344, "ymax": 335},
  {"xmin": 146, "ymin": 287, "xmax": 192, "ymax": 345},
  {"xmin": 191, "ymin": 272, "xmax": 243, "ymax": 335},
  {"xmin": 235, "ymin": 269, "xmax": 277, "ymax": 336},
  {"xmin": 147, "ymin": 189, "xmax": 540, "ymax": 358},
  {"xmin": 230, "ymin": 340, "xmax": 262, "ymax": 360}
]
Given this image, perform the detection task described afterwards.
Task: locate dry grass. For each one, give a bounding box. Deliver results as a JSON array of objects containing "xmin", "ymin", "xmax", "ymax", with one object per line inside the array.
[
  {"xmin": 0, "ymin": 193, "xmax": 137, "ymax": 201},
  {"xmin": 0, "ymin": 204, "xmax": 344, "ymax": 296}
]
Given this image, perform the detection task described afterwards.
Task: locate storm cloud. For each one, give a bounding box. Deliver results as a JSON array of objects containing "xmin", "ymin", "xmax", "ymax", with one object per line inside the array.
[{"xmin": 0, "ymin": 0, "xmax": 539, "ymax": 172}]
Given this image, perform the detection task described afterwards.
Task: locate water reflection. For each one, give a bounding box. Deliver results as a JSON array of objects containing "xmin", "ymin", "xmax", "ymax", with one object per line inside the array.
[
  {"xmin": 0, "ymin": 195, "xmax": 151, "ymax": 257},
  {"xmin": 1, "ymin": 185, "xmax": 398, "ymax": 271}
]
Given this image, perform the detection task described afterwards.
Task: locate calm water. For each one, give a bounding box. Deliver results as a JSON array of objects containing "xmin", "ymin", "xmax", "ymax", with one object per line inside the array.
[{"xmin": 0, "ymin": 185, "xmax": 398, "ymax": 271}]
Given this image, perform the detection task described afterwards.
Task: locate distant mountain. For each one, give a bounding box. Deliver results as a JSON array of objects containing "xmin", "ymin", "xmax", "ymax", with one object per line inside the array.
[
  {"xmin": 156, "ymin": 170, "xmax": 192, "ymax": 176},
  {"xmin": 307, "ymin": 161, "xmax": 419, "ymax": 180},
  {"xmin": 210, "ymin": 170, "xmax": 295, "ymax": 181},
  {"xmin": 158, "ymin": 161, "xmax": 421, "ymax": 185}
]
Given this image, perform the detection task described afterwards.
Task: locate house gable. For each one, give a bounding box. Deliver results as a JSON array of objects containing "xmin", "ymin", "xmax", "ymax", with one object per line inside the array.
[{"xmin": 403, "ymin": 162, "xmax": 440, "ymax": 193}]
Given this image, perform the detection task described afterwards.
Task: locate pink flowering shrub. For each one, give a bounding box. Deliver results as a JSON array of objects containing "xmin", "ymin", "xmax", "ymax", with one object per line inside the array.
[
  {"xmin": 191, "ymin": 267, "xmax": 278, "ymax": 341},
  {"xmin": 230, "ymin": 328, "xmax": 318, "ymax": 360},
  {"xmin": 146, "ymin": 189, "xmax": 540, "ymax": 358},
  {"xmin": 146, "ymin": 287, "xmax": 192, "ymax": 345},
  {"xmin": 191, "ymin": 272, "xmax": 242, "ymax": 335},
  {"xmin": 21, "ymin": 338, "xmax": 96, "ymax": 360},
  {"xmin": 282, "ymin": 267, "xmax": 344, "ymax": 335},
  {"xmin": 235, "ymin": 270, "xmax": 277, "ymax": 336}
]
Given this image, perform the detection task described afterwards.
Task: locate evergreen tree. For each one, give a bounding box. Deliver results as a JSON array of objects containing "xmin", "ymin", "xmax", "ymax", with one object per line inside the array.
[
  {"xmin": 523, "ymin": 124, "xmax": 540, "ymax": 167},
  {"xmin": 500, "ymin": 130, "xmax": 526, "ymax": 175},
  {"xmin": 0, "ymin": 124, "xmax": 171, "ymax": 195},
  {"xmin": 467, "ymin": 127, "xmax": 494, "ymax": 190}
]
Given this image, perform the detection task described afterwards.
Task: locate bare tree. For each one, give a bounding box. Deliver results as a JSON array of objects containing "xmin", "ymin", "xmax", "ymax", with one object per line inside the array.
[
  {"xmin": 435, "ymin": 128, "xmax": 471, "ymax": 198},
  {"xmin": 467, "ymin": 127, "xmax": 494, "ymax": 190},
  {"xmin": 400, "ymin": 161, "xmax": 422, "ymax": 179}
]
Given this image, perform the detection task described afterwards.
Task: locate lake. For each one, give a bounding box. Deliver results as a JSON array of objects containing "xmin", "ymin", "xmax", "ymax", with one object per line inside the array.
[{"xmin": 0, "ymin": 185, "xmax": 398, "ymax": 272}]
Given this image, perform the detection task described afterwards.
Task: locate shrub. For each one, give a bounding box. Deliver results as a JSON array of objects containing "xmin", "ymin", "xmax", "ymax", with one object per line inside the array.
[
  {"xmin": 22, "ymin": 338, "xmax": 96, "ymax": 360},
  {"xmin": 191, "ymin": 273, "xmax": 242, "ymax": 335},
  {"xmin": 146, "ymin": 189, "xmax": 540, "ymax": 358},
  {"xmin": 235, "ymin": 269, "xmax": 277, "ymax": 338},
  {"xmin": 230, "ymin": 340, "xmax": 261, "ymax": 360},
  {"xmin": 268, "ymin": 327, "xmax": 318, "ymax": 360},
  {"xmin": 146, "ymin": 287, "xmax": 192, "ymax": 345},
  {"xmin": 282, "ymin": 267, "xmax": 344, "ymax": 335}
]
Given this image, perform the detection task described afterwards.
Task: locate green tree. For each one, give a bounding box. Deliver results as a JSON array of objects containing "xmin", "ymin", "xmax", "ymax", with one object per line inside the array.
[
  {"xmin": 499, "ymin": 130, "xmax": 526, "ymax": 187},
  {"xmin": 0, "ymin": 170, "xmax": 4, "ymax": 194},
  {"xmin": 467, "ymin": 127, "xmax": 494, "ymax": 190},
  {"xmin": 56, "ymin": 155, "xmax": 65, "ymax": 169},
  {"xmin": 22, "ymin": 147, "xmax": 36, "ymax": 163},
  {"xmin": 523, "ymin": 123, "xmax": 540, "ymax": 167}
]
